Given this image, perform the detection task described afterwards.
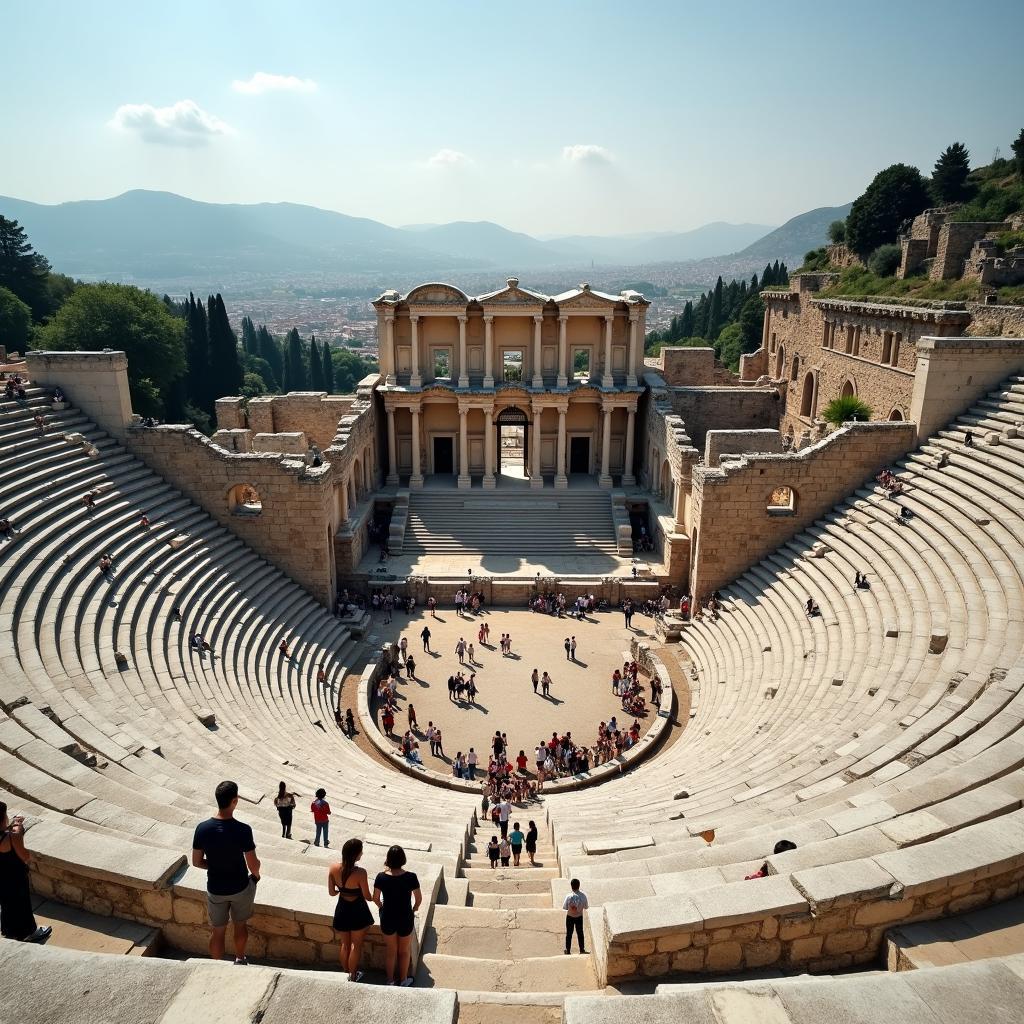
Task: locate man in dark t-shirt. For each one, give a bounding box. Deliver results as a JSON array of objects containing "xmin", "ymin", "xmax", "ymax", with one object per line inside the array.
[{"xmin": 192, "ymin": 780, "xmax": 261, "ymax": 964}]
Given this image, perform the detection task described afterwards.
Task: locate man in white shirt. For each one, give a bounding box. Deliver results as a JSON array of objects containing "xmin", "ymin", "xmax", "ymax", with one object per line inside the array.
[
  {"xmin": 562, "ymin": 878, "xmax": 588, "ymax": 954},
  {"xmin": 467, "ymin": 748, "xmax": 479, "ymax": 781},
  {"xmin": 498, "ymin": 798, "xmax": 511, "ymax": 839}
]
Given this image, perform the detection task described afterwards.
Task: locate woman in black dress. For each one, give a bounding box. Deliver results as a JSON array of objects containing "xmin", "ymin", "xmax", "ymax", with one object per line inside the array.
[
  {"xmin": 328, "ymin": 838, "xmax": 373, "ymax": 981},
  {"xmin": 0, "ymin": 802, "xmax": 51, "ymax": 943},
  {"xmin": 525, "ymin": 820, "xmax": 539, "ymax": 866},
  {"xmin": 373, "ymin": 845, "xmax": 422, "ymax": 986},
  {"xmin": 274, "ymin": 781, "xmax": 296, "ymax": 839}
]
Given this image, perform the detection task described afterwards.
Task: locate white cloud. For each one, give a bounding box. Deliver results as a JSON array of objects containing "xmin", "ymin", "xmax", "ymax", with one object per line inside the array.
[
  {"xmin": 426, "ymin": 148, "xmax": 470, "ymax": 167},
  {"xmin": 562, "ymin": 144, "xmax": 613, "ymax": 165},
  {"xmin": 231, "ymin": 72, "xmax": 317, "ymax": 95},
  {"xmin": 108, "ymin": 99, "xmax": 232, "ymax": 147}
]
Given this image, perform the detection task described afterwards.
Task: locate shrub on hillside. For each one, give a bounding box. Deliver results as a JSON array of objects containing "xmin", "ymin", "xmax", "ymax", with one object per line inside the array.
[
  {"xmin": 827, "ymin": 220, "xmax": 846, "ymax": 243},
  {"xmin": 0, "ymin": 285, "xmax": 32, "ymax": 350},
  {"xmin": 823, "ymin": 395, "xmax": 873, "ymax": 426},
  {"xmin": 845, "ymin": 164, "xmax": 931, "ymax": 257},
  {"xmin": 868, "ymin": 243, "xmax": 902, "ymax": 278}
]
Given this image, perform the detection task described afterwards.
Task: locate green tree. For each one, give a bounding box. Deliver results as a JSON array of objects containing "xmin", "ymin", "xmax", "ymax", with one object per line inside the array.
[
  {"xmin": 845, "ymin": 163, "xmax": 931, "ymax": 257},
  {"xmin": 257, "ymin": 325, "xmax": 283, "ymax": 389},
  {"xmin": 827, "ymin": 220, "xmax": 846, "ymax": 244},
  {"xmin": 185, "ymin": 294, "xmax": 211, "ymax": 413},
  {"xmin": 931, "ymin": 142, "xmax": 971, "ymax": 203},
  {"xmin": 1012, "ymin": 129, "xmax": 1024, "ymax": 175},
  {"xmin": 0, "ymin": 216, "xmax": 52, "ymax": 320},
  {"xmin": 308, "ymin": 335, "xmax": 325, "ymax": 391},
  {"xmin": 34, "ymin": 283, "xmax": 185, "ymax": 416},
  {"xmin": 679, "ymin": 301, "xmax": 694, "ymax": 339},
  {"xmin": 331, "ymin": 348, "xmax": 377, "ymax": 393},
  {"xmin": 707, "ymin": 277, "xmax": 724, "ymax": 339},
  {"xmin": 823, "ymin": 394, "xmax": 872, "ymax": 425},
  {"xmin": 240, "ymin": 372, "xmax": 268, "ymax": 398},
  {"xmin": 207, "ymin": 294, "xmax": 242, "ymax": 401},
  {"xmin": 868, "ymin": 243, "xmax": 902, "ymax": 277},
  {"xmin": 0, "ymin": 285, "xmax": 32, "ymax": 350},
  {"xmin": 737, "ymin": 294, "xmax": 765, "ymax": 354},
  {"xmin": 321, "ymin": 339, "xmax": 334, "ymax": 393},
  {"xmin": 714, "ymin": 322, "xmax": 744, "ymax": 371},
  {"xmin": 283, "ymin": 328, "xmax": 306, "ymax": 391},
  {"xmin": 240, "ymin": 316, "xmax": 258, "ymax": 357}
]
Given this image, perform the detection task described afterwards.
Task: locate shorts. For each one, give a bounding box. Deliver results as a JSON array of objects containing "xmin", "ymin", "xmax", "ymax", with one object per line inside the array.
[
  {"xmin": 379, "ymin": 911, "xmax": 414, "ymax": 938},
  {"xmin": 207, "ymin": 878, "xmax": 256, "ymax": 927}
]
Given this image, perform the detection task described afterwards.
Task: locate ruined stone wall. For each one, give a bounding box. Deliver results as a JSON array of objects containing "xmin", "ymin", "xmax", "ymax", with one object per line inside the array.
[
  {"xmin": 966, "ymin": 303, "xmax": 1024, "ymax": 338},
  {"xmin": 219, "ymin": 392, "xmax": 355, "ymax": 451},
  {"xmin": 689, "ymin": 421, "xmax": 916, "ymax": 599},
  {"xmin": 26, "ymin": 351, "xmax": 134, "ymax": 438},
  {"xmin": 126, "ymin": 424, "xmax": 336, "ymax": 607},
  {"xmin": 931, "ymin": 221, "xmax": 1012, "ymax": 280},
  {"xmin": 705, "ymin": 429, "xmax": 784, "ymax": 465},
  {"xmin": 657, "ymin": 347, "xmax": 739, "ymax": 386},
  {"xmin": 665, "ymin": 388, "xmax": 778, "ymax": 454}
]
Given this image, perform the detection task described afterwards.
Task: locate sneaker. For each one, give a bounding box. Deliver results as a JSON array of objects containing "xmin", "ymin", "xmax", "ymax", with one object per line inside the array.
[
  {"xmin": 580, "ymin": 948, "xmax": 588, "ymax": 954},
  {"xmin": 564, "ymin": 949, "xmax": 570, "ymax": 955},
  {"xmin": 234, "ymin": 957, "xmax": 248, "ymax": 966},
  {"xmin": 353, "ymin": 971, "xmax": 364, "ymax": 983},
  {"xmin": 24, "ymin": 926, "xmax": 52, "ymax": 944},
  {"xmin": 400, "ymin": 977, "xmax": 414, "ymax": 987}
]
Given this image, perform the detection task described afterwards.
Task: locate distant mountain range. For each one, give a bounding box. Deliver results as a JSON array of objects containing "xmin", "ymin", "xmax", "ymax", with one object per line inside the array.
[{"xmin": 0, "ymin": 190, "xmax": 851, "ymax": 287}]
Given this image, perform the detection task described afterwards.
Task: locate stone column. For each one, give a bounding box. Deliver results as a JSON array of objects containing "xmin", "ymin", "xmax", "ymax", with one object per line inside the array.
[
  {"xmin": 627, "ymin": 315, "xmax": 639, "ymax": 386},
  {"xmin": 410, "ymin": 315, "xmax": 422, "ymax": 388},
  {"xmin": 385, "ymin": 406, "xmax": 399, "ymax": 485},
  {"xmin": 623, "ymin": 406, "xmax": 636, "ymax": 486},
  {"xmin": 599, "ymin": 405, "xmax": 613, "ymax": 488},
  {"xmin": 483, "ymin": 315, "xmax": 495, "ymax": 388},
  {"xmin": 555, "ymin": 407, "xmax": 568, "ymax": 489},
  {"xmin": 557, "ymin": 316, "xmax": 568, "ymax": 388},
  {"xmin": 531, "ymin": 406, "xmax": 544, "ymax": 490},
  {"xmin": 762, "ymin": 306, "xmax": 771, "ymax": 350},
  {"xmin": 458, "ymin": 315, "xmax": 469, "ymax": 388},
  {"xmin": 339, "ymin": 479, "xmax": 350, "ymax": 527},
  {"xmin": 384, "ymin": 315, "xmax": 396, "ymax": 385},
  {"xmin": 483, "ymin": 407, "xmax": 496, "ymax": 489},
  {"xmin": 602, "ymin": 314, "xmax": 614, "ymax": 387},
  {"xmin": 457, "ymin": 404, "xmax": 470, "ymax": 489},
  {"xmin": 532, "ymin": 315, "xmax": 543, "ymax": 388},
  {"xmin": 410, "ymin": 407, "xmax": 423, "ymax": 488}
]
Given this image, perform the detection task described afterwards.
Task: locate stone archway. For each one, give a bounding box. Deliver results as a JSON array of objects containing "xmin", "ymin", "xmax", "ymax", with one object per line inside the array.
[
  {"xmin": 496, "ymin": 405, "xmax": 529, "ymax": 479},
  {"xmin": 800, "ymin": 372, "xmax": 816, "ymax": 418},
  {"xmin": 841, "ymin": 379, "xmax": 856, "ymax": 400}
]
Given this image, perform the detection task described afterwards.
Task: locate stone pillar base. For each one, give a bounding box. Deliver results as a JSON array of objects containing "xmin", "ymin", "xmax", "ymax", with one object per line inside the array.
[
  {"xmin": 599, "ymin": 474, "xmax": 613, "ymax": 489},
  {"xmin": 626, "ymin": 375, "xmax": 638, "ymax": 387},
  {"xmin": 622, "ymin": 474, "xmax": 636, "ymax": 487},
  {"xmin": 602, "ymin": 375, "xmax": 614, "ymax": 388},
  {"xmin": 458, "ymin": 376, "xmax": 469, "ymax": 388},
  {"xmin": 482, "ymin": 475, "xmax": 496, "ymax": 489},
  {"xmin": 557, "ymin": 376, "xmax": 568, "ymax": 388},
  {"xmin": 483, "ymin": 376, "xmax": 494, "ymax": 388},
  {"xmin": 386, "ymin": 473, "xmax": 400, "ymax": 486},
  {"xmin": 410, "ymin": 375, "xmax": 422, "ymax": 388},
  {"xmin": 530, "ymin": 475, "xmax": 544, "ymax": 489},
  {"xmin": 457, "ymin": 474, "xmax": 472, "ymax": 490},
  {"xmin": 532, "ymin": 376, "xmax": 543, "ymax": 388},
  {"xmin": 409, "ymin": 474, "xmax": 424, "ymax": 489},
  {"xmin": 555, "ymin": 474, "xmax": 568, "ymax": 489}
]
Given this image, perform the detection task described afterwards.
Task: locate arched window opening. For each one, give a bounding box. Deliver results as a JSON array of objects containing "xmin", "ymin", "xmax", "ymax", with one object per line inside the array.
[
  {"xmin": 799, "ymin": 372, "xmax": 815, "ymax": 418},
  {"xmin": 767, "ymin": 485, "xmax": 796, "ymax": 516},
  {"xmin": 889, "ymin": 407, "xmax": 904, "ymax": 421},
  {"xmin": 841, "ymin": 379, "xmax": 856, "ymax": 400}
]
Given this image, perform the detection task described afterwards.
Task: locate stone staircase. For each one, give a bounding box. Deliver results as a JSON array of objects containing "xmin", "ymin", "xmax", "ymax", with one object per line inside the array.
[
  {"xmin": 401, "ymin": 490, "xmax": 618, "ymax": 556},
  {"xmin": 417, "ymin": 816, "xmax": 599, "ymax": 1021}
]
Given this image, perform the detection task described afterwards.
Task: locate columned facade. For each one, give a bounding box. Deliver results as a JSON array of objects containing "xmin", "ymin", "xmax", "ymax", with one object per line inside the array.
[{"xmin": 373, "ymin": 278, "xmax": 649, "ymax": 490}]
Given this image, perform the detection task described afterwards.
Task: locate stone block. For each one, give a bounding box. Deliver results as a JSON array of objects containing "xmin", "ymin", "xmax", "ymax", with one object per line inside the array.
[
  {"xmin": 788, "ymin": 934, "xmax": 823, "ymax": 961},
  {"xmin": 141, "ymin": 889, "xmax": 174, "ymax": 922},
  {"xmin": 303, "ymin": 923, "xmax": 336, "ymax": 944},
  {"xmin": 823, "ymin": 929, "xmax": 868, "ymax": 955},
  {"xmin": 745, "ymin": 938, "xmax": 782, "ymax": 968},
  {"xmin": 249, "ymin": 912, "xmax": 302, "ymax": 938},
  {"xmin": 641, "ymin": 953, "xmax": 670, "ymax": 977},
  {"xmin": 655, "ymin": 933, "xmax": 692, "ymax": 953},
  {"xmin": 606, "ymin": 954, "xmax": 637, "ymax": 977},
  {"xmin": 853, "ymin": 898, "xmax": 915, "ymax": 926},
  {"xmin": 705, "ymin": 941, "xmax": 743, "ymax": 972},
  {"xmin": 172, "ymin": 898, "xmax": 208, "ymax": 926},
  {"xmin": 691, "ymin": 876, "xmax": 806, "ymax": 930},
  {"xmin": 629, "ymin": 939, "xmax": 657, "ymax": 957},
  {"xmin": 792, "ymin": 858, "xmax": 898, "ymax": 911},
  {"xmin": 671, "ymin": 947, "xmax": 706, "ymax": 972},
  {"xmin": 778, "ymin": 917, "xmax": 813, "ymax": 940},
  {"xmin": 266, "ymin": 936, "xmax": 317, "ymax": 962},
  {"xmin": 603, "ymin": 894, "xmax": 703, "ymax": 942}
]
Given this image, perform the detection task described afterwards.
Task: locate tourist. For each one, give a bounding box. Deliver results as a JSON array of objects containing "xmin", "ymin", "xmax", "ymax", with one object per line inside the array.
[
  {"xmin": 421, "ymin": 625, "xmax": 432, "ymax": 653},
  {"xmin": 498, "ymin": 835, "xmax": 512, "ymax": 867},
  {"xmin": 805, "ymin": 597, "xmax": 820, "ymax": 617},
  {"xmin": 623, "ymin": 599, "xmax": 634, "ymax": 628},
  {"xmin": 344, "ymin": 708, "xmax": 356, "ymax": 737},
  {"xmin": 745, "ymin": 839, "xmax": 797, "ymax": 880},
  {"xmin": 525, "ymin": 820, "xmax": 539, "ymax": 866},
  {"xmin": 98, "ymin": 553, "xmax": 115, "ymax": 582},
  {"xmin": 570, "ymin": 636, "xmax": 577, "ymax": 660},
  {"xmin": 467, "ymin": 674, "xmax": 478, "ymax": 703},
  {"xmin": 498, "ymin": 796, "xmax": 511, "ymax": 838},
  {"xmin": 453, "ymin": 752, "xmax": 465, "ymax": 779},
  {"xmin": 535, "ymin": 742, "xmax": 546, "ymax": 776},
  {"xmin": 191, "ymin": 781, "xmax": 260, "ymax": 965},
  {"xmin": 329, "ymin": 838, "xmax": 373, "ymax": 982},
  {"xmin": 516, "ymin": 749, "xmax": 529, "ymax": 775},
  {"xmin": 487, "ymin": 835, "xmax": 500, "ymax": 869},
  {"xmin": 467, "ymin": 641, "xmax": 475, "ymax": 664},
  {"xmin": 405, "ymin": 653, "xmax": 416, "ymax": 679},
  {"xmin": 426, "ymin": 722, "xmax": 436, "ymax": 756},
  {"xmin": 531, "ymin": 668, "xmax": 539, "ymax": 693},
  {"xmin": 541, "ymin": 671, "xmax": 551, "ymax": 697},
  {"xmin": 456, "ymin": 637, "xmax": 467, "ymax": 664},
  {"xmin": 427, "ymin": 595, "xmax": 437, "ymax": 617},
  {"xmin": 963, "ymin": 429, "xmax": 974, "ymax": 448},
  {"xmin": 381, "ymin": 706, "xmax": 395, "ymax": 737},
  {"xmin": 317, "ymin": 663, "xmax": 326, "ymax": 687},
  {"xmin": 399, "ymin": 636, "xmax": 408, "ymax": 662},
  {"xmin": 434, "ymin": 727, "xmax": 445, "ymax": 759},
  {"xmin": 562, "ymin": 879, "xmax": 589, "ymax": 955},
  {"xmin": 279, "ymin": 638, "xmax": 290, "ymax": 658},
  {"xmin": 311, "ymin": 788, "xmax": 331, "ymax": 848},
  {"xmin": 373, "ymin": 845, "xmax": 422, "ymax": 986},
  {"xmin": 564, "ymin": 637, "xmax": 571, "ymax": 660},
  {"xmin": 612, "ymin": 668, "xmax": 622, "ymax": 695},
  {"xmin": 274, "ymin": 781, "xmax": 296, "ymax": 839},
  {"xmin": 0, "ymin": 802, "xmax": 52, "ymax": 943},
  {"xmin": 509, "ymin": 822, "xmax": 525, "ymax": 867},
  {"xmin": 0, "ymin": 516, "xmax": 14, "ymax": 542}
]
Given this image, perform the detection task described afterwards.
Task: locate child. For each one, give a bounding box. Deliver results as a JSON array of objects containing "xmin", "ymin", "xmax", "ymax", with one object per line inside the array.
[{"xmin": 487, "ymin": 835, "xmax": 500, "ymax": 869}]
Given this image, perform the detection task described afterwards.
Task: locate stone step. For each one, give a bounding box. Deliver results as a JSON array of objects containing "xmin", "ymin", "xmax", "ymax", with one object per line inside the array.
[
  {"xmin": 465, "ymin": 873, "xmax": 557, "ymax": 894},
  {"xmin": 417, "ymin": 952, "xmax": 599, "ymax": 992},
  {"xmin": 462, "ymin": 866, "xmax": 560, "ymax": 882},
  {"xmin": 467, "ymin": 892, "xmax": 553, "ymax": 910},
  {"xmin": 426, "ymin": 907, "xmax": 593, "ymax": 958},
  {"xmin": 31, "ymin": 897, "xmax": 161, "ymax": 956}
]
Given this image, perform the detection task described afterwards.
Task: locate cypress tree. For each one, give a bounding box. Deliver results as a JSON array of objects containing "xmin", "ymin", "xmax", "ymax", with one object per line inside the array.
[
  {"xmin": 284, "ymin": 328, "xmax": 306, "ymax": 392},
  {"xmin": 931, "ymin": 142, "xmax": 971, "ymax": 204},
  {"xmin": 750, "ymin": 273, "xmax": 759, "ymax": 293},
  {"xmin": 762, "ymin": 263, "xmax": 774, "ymax": 287},
  {"xmin": 309, "ymin": 335, "xmax": 325, "ymax": 391},
  {"xmin": 206, "ymin": 294, "xmax": 242, "ymax": 401},
  {"xmin": 241, "ymin": 316, "xmax": 258, "ymax": 357},
  {"xmin": 707, "ymin": 277, "xmax": 724, "ymax": 340},
  {"xmin": 257, "ymin": 325, "xmax": 282, "ymax": 389},
  {"xmin": 321, "ymin": 339, "xmax": 334, "ymax": 393},
  {"xmin": 680, "ymin": 301, "xmax": 694, "ymax": 339},
  {"xmin": 185, "ymin": 293, "xmax": 212, "ymax": 413}
]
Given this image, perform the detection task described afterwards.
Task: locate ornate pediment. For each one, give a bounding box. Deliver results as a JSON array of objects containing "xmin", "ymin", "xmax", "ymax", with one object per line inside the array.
[
  {"xmin": 478, "ymin": 277, "xmax": 547, "ymax": 309},
  {"xmin": 556, "ymin": 286, "xmax": 619, "ymax": 310},
  {"xmin": 404, "ymin": 282, "xmax": 469, "ymax": 306}
]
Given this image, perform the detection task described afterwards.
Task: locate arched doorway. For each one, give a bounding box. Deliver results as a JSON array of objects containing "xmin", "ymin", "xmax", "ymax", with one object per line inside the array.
[
  {"xmin": 841, "ymin": 379, "xmax": 856, "ymax": 400},
  {"xmin": 775, "ymin": 344, "xmax": 786, "ymax": 379},
  {"xmin": 496, "ymin": 406, "xmax": 529, "ymax": 481},
  {"xmin": 889, "ymin": 407, "xmax": 904, "ymax": 421},
  {"xmin": 800, "ymin": 372, "xmax": 816, "ymax": 418}
]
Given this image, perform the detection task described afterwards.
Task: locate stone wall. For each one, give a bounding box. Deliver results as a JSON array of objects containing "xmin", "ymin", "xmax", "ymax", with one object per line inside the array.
[
  {"xmin": 689, "ymin": 421, "xmax": 917, "ymax": 599},
  {"xmin": 25, "ymin": 819, "xmax": 437, "ymax": 970},
  {"xmin": 597, "ymin": 809, "xmax": 1024, "ymax": 982},
  {"xmin": 966, "ymin": 302, "xmax": 1024, "ymax": 338},
  {"xmin": 656, "ymin": 347, "xmax": 739, "ymax": 387},
  {"xmin": 218, "ymin": 393, "xmax": 356, "ymax": 451},
  {"xmin": 126, "ymin": 424, "xmax": 336, "ymax": 607},
  {"xmin": 26, "ymin": 351, "xmax": 134, "ymax": 438},
  {"xmin": 909, "ymin": 335, "xmax": 1024, "ymax": 441},
  {"xmin": 931, "ymin": 221, "xmax": 1012, "ymax": 281},
  {"xmin": 705, "ymin": 429, "xmax": 784, "ymax": 465},
  {"xmin": 665, "ymin": 387, "xmax": 778, "ymax": 454}
]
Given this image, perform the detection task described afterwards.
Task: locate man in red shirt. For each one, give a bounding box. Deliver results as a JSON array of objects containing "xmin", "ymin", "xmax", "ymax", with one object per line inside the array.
[{"xmin": 311, "ymin": 788, "xmax": 331, "ymax": 848}]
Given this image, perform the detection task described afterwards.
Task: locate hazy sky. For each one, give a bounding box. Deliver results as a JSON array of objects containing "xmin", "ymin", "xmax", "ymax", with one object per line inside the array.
[{"xmin": 3, "ymin": 0, "xmax": 1022, "ymax": 236}]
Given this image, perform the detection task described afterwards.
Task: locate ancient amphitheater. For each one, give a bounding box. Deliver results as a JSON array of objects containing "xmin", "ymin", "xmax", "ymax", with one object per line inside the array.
[{"xmin": 3, "ymin": 276, "xmax": 1024, "ymax": 1023}]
